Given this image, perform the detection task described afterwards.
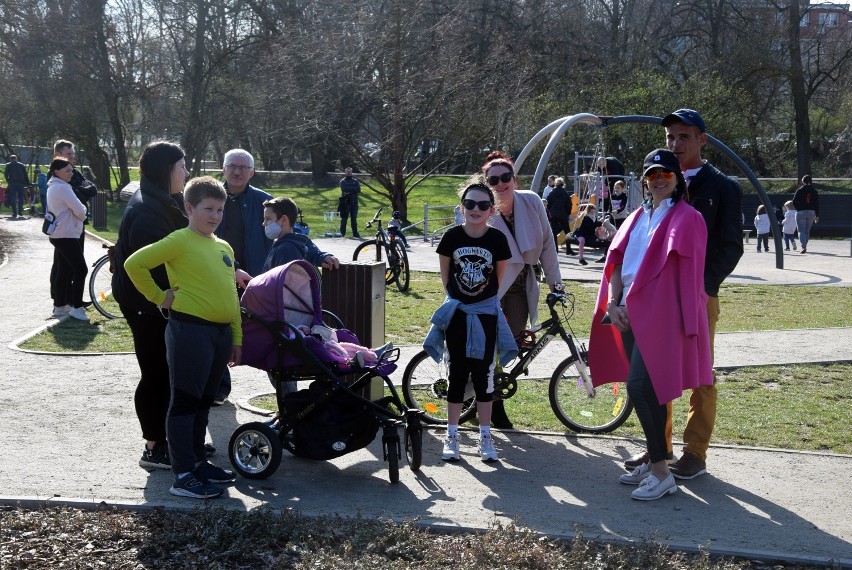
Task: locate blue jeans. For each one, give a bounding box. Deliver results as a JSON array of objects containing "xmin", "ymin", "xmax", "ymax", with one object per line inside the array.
[{"xmin": 796, "ymin": 210, "xmax": 816, "ymax": 249}]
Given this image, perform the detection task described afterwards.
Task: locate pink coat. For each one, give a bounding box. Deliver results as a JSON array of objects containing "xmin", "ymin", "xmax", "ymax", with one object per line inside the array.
[{"xmin": 588, "ymin": 200, "xmax": 713, "ymax": 404}]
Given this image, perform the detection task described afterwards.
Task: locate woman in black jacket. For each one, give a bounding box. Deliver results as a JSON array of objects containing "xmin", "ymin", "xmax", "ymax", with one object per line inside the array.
[{"xmin": 112, "ymin": 141, "xmax": 188, "ymax": 470}]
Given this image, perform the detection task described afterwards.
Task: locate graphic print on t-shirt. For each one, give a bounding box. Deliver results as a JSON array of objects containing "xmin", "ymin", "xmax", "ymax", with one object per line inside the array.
[{"xmin": 452, "ymin": 246, "xmax": 494, "ymax": 297}]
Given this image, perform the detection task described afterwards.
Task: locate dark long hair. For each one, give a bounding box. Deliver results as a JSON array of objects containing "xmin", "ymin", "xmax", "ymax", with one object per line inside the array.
[
  {"xmin": 139, "ymin": 141, "xmax": 184, "ymax": 193},
  {"xmin": 48, "ymin": 157, "xmax": 72, "ymax": 178}
]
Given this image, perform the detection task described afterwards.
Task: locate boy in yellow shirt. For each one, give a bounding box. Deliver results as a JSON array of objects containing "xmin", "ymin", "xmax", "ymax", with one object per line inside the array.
[{"xmin": 125, "ymin": 176, "xmax": 242, "ymax": 499}]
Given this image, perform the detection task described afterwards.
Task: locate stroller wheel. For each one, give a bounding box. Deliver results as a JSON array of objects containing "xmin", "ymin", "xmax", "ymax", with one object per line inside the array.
[
  {"xmin": 405, "ymin": 426, "xmax": 422, "ymax": 472},
  {"xmin": 229, "ymin": 422, "xmax": 282, "ymax": 480}
]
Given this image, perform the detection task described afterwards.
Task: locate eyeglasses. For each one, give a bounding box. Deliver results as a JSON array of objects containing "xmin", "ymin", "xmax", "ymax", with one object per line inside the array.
[
  {"xmin": 644, "ymin": 170, "xmax": 675, "ymax": 181},
  {"xmin": 225, "ymin": 164, "xmax": 252, "ymax": 172},
  {"xmin": 462, "ymin": 199, "xmax": 493, "ymax": 211},
  {"xmin": 486, "ymin": 171, "xmax": 514, "ymax": 186}
]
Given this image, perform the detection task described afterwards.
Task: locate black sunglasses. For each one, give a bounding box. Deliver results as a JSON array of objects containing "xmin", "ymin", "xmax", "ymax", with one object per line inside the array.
[
  {"xmin": 462, "ymin": 199, "xmax": 493, "ymax": 211},
  {"xmin": 486, "ymin": 171, "xmax": 514, "ymax": 186}
]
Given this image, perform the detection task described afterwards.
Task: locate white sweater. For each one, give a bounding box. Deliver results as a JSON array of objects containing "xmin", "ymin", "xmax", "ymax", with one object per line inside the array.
[{"xmin": 46, "ymin": 177, "xmax": 87, "ymax": 239}]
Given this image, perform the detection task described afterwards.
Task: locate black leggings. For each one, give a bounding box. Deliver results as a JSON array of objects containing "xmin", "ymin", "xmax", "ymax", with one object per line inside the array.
[
  {"xmin": 621, "ymin": 330, "xmax": 668, "ymax": 463},
  {"xmin": 123, "ymin": 306, "xmax": 171, "ymax": 443},
  {"xmin": 444, "ymin": 310, "xmax": 497, "ymax": 403},
  {"xmin": 49, "ymin": 237, "xmax": 88, "ymax": 308}
]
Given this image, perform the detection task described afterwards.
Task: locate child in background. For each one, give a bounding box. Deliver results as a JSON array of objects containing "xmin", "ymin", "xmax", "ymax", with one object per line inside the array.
[
  {"xmin": 754, "ymin": 205, "xmax": 771, "ymax": 253},
  {"xmin": 387, "ymin": 210, "xmax": 410, "ymax": 250},
  {"xmin": 782, "ymin": 201, "xmax": 798, "ymax": 251},
  {"xmin": 423, "ymin": 182, "xmax": 517, "ymax": 463},
  {"xmin": 124, "ymin": 176, "xmax": 242, "ymax": 500}
]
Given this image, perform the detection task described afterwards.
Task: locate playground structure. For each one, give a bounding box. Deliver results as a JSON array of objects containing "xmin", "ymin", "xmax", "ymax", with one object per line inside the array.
[{"xmin": 514, "ymin": 113, "xmax": 783, "ymax": 269}]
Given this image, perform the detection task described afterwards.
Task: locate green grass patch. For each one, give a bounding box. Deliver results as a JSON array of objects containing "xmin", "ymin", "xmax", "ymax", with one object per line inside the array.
[{"xmin": 250, "ymin": 363, "xmax": 851, "ymax": 454}]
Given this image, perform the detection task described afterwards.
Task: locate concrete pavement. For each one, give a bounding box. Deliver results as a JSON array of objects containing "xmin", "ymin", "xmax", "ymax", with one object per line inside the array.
[{"xmin": 1, "ymin": 215, "xmax": 851, "ymax": 567}]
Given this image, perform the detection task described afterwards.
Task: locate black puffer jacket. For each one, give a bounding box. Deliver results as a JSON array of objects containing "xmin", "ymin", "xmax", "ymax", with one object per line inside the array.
[
  {"xmin": 112, "ymin": 177, "xmax": 187, "ymax": 313},
  {"xmin": 688, "ymin": 162, "xmax": 744, "ymax": 296}
]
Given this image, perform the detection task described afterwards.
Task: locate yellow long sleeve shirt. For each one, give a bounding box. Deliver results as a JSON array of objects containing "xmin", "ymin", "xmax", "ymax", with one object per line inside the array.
[{"xmin": 124, "ymin": 228, "xmax": 242, "ymax": 345}]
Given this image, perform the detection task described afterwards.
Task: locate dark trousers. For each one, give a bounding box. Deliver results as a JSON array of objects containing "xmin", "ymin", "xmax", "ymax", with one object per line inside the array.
[
  {"xmin": 50, "ymin": 233, "xmax": 85, "ymax": 302},
  {"xmin": 622, "ymin": 330, "xmax": 669, "ymax": 463},
  {"xmin": 757, "ymin": 233, "xmax": 770, "ymax": 251},
  {"xmin": 445, "ymin": 310, "xmax": 497, "ymax": 403},
  {"xmin": 123, "ymin": 306, "xmax": 171, "ymax": 443},
  {"xmin": 48, "ymin": 237, "xmax": 88, "ymax": 308},
  {"xmin": 165, "ymin": 317, "xmax": 232, "ymax": 474},
  {"xmin": 7, "ymin": 184, "xmax": 25, "ymax": 216},
  {"xmin": 339, "ymin": 204, "xmax": 359, "ymax": 236}
]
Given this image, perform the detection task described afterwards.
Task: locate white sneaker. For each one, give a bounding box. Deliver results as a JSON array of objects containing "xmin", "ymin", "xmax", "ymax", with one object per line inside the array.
[
  {"xmin": 52, "ymin": 305, "xmax": 71, "ymax": 317},
  {"xmin": 479, "ymin": 435, "xmax": 498, "ymax": 462},
  {"xmin": 631, "ymin": 473, "xmax": 677, "ymax": 501},
  {"xmin": 619, "ymin": 462, "xmax": 652, "ymax": 485},
  {"xmin": 68, "ymin": 307, "xmax": 90, "ymax": 321},
  {"xmin": 441, "ymin": 435, "xmax": 460, "ymax": 461}
]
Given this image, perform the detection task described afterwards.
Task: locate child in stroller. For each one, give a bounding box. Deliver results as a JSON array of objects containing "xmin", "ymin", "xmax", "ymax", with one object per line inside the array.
[{"xmin": 229, "ymin": 259, "xmax": 423, "ymax": 483}]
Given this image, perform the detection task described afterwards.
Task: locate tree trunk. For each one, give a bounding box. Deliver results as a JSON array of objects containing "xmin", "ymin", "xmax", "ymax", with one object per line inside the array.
[{"xmin": 787, "ymin": 0, "xmax": 812, "ymax": 178}]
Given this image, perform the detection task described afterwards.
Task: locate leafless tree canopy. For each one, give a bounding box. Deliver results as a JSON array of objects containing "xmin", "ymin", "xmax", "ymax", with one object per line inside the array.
[{"xmin": 1, "ymin": 0, "xmax": 850, "ymax": 203}]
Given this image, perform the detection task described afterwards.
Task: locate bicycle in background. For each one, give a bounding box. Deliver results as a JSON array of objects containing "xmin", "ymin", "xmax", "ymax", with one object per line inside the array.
[{"xmin": 352, "ymin": 207, "xmax": 410, "ymax": 292}]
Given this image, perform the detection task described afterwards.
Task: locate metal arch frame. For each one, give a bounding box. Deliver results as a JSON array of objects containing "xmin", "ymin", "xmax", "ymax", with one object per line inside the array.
[{"xmin": 515, "ymin": 113, "xmax": 783, "ymax": 269}]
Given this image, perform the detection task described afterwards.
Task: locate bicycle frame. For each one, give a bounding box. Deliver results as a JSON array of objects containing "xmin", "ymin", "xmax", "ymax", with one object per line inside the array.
[{"xmin": 500, "ymin": 293, "xmax": 595, "ymax": 398}]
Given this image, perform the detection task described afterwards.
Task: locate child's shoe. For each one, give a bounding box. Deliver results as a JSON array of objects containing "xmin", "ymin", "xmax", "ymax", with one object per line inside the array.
[
  {"xmin": 793, "ymin": 243, "xmax": 797, "ymax": 250},
  {"xmin": 442, "ymin": 435, "xmax": 460, "ymax": 461},
  {"xmin": 479, "ymin": 435, "xmax": 498, "ymax": 462}
]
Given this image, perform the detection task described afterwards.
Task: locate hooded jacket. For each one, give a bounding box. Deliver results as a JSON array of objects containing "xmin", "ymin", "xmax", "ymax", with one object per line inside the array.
[{"xmin": 261, "ymin": 232, "xmax": 331, "ymax": 273}]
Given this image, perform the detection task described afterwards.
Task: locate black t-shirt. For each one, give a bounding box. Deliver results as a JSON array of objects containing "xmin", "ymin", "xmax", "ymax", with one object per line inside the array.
[{"xmin": 436, "ymin": 225, "xmax": 511, "ymax": 304}]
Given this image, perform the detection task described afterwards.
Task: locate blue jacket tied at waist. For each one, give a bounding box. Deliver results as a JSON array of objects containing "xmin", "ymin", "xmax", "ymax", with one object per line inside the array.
[{"xmin": 423, "ymin": 296, "xmax": 518, "ymax": 367}]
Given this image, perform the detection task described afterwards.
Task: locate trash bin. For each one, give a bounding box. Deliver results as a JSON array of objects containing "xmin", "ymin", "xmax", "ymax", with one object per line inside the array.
[
  {"xmin": 93, "ymin": 191, "xmax": 108, "ymax": 230},
  {"xmin": 321, "ymin": 261, "xmax": 386, "ymax": 400}
]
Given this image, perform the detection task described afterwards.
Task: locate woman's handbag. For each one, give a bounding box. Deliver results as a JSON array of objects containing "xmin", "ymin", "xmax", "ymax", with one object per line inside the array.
[{"xmin": 42, "ymin": 211, "xmax": 57, "ymax": 235}]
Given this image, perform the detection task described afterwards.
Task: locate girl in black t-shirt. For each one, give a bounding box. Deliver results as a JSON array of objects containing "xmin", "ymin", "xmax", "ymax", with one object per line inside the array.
[{"xmin": 435, "ymin": 183, "xmax": 511, "ymax": 462}]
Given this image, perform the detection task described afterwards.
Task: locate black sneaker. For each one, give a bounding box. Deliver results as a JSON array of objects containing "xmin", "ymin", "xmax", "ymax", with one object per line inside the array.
[
  {"xmin": 204, "ymin": 442, "xmax": 216, "ymax": 457},
  {"xmin": 578, "ymin": 258, "xmax": 588, "ymax": 266},
  {"xmin": 595, "ymin": 255, "xmax": 607, "ymax": 263},
  {"xmin": 170, "ymin": 472, "xmax": 223, "ymax": 499},
  {"xmin": 194, "ymin": 461, "xmax": 237, "ymax": 483},
  {"xmin": 139, "ymin": 442, "xmax": 171, "ymax": 470}
]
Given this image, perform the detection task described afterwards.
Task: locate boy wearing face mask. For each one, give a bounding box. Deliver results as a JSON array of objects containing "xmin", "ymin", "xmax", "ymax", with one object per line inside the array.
[{"xmin": 260, "ymin": 197, "xmax": 340, "ymax": 273}]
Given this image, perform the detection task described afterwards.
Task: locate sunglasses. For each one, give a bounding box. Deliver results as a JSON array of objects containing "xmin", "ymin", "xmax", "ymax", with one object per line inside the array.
[
  {"xmin": 462, "ymin": 199, "xmax": 493, "ymax": 211},
  {"xmin": 486, "ymin": 171, "xmax": 514, "ymax": 186},
  {"xmin": 644, "ymin": 170, "xmax": 676, "ymax": 181}
]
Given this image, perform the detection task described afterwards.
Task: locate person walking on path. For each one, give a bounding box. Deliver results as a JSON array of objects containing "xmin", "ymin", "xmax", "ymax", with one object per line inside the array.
[
  {"xmin": 782, "ymin": 201, "xmax": 797, "ymax": 251},
  {"xmin": 338, "ymin": 167, "xmax": 361, "ymax": 238},
  {"xmin": 792, "ymin": 175, "xmax": 819, "ymax": 254},
  {"xmin": 624, "ymin": 109, "xmax": 743, "ymax": 480},
  {"xmin": 3, "ymin": 155, "xmax": 29, "ymax": 219},
  {"xmin": 590, "ymin": 149, "xmax": 712, "ymax": 501}
]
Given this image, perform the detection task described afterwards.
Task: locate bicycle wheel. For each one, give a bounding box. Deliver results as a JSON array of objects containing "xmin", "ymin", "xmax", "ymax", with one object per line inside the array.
[
  {"xmin": 88, "ymin": 255, "xmax": 123, "ymax": 319},
  {"xmin": 548, "ymin": 356, "xmax": 633, "ymax": 434},
  {"xmin": 353, "ymin": 240, "xmax": 395, "ymax": 285},
  {"xmin": 401, "ymin": 350, "xmax": 476, "ymax": 425},
  {"xmin": 390, "ymin": 241, "xmax": 410, "ymax": 292}
]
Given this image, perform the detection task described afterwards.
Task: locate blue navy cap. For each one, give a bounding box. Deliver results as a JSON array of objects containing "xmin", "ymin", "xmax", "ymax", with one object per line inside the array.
[
  {"xmin": 661, "ymin": 108, "xmax": 706, "ymax": 133},
  {"xmin": 642, "ymin": 149, "xmax": 680, "ymax": 176}
]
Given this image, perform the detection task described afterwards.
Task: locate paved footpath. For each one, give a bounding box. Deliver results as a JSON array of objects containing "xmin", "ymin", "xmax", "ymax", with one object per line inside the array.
[{"xmin": 1, "ymin": 216, "xmax": 851, "ymax": 567}]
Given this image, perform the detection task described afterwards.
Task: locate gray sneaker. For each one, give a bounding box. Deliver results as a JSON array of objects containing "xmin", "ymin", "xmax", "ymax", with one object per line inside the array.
[
  {"xmin": 139, "ymin": 443, "xmax": 171, "ymax": 470},
  {"xmin": 479, "ymin": 435, "xmax": 498, "ymax": 462},
  {"xmin": 170, "ymin": 472, "xmax": 223, "ymax": 499}
]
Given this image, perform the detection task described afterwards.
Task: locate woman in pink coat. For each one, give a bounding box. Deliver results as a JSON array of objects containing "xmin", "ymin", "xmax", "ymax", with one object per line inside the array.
[{"xmin": 588, "ymin": 149, "xmax": 712, "ymax": 501}]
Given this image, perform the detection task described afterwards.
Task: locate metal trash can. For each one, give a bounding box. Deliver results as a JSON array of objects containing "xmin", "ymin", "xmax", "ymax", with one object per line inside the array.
[
  {"xmin": 321, "ymin": 261, "xmax": 386, "ymax": 399},
  {"xmin": 92, "ymin": 191, "xmax": 108, "ymax": 230}
]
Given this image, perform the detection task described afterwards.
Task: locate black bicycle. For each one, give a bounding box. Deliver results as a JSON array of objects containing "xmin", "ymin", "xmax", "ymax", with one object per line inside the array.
[
  {"xmin": 352, "ymin": 208, "xmax": 410, "ymax": 292},
  {"xmin": 87, "ymin": 244, "xmax": 123, "ymax": 319},
  {"xmin": 401, "ymin": 291, "xmax": 632, "ymax": 434}
]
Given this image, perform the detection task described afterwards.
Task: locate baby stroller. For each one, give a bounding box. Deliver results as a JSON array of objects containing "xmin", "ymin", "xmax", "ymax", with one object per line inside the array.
[{"xmin": 229, "ymin": 259, "xmax": 423, "ymax": 484}]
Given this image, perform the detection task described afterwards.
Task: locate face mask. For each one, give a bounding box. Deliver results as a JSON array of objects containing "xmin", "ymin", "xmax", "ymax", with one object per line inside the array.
[{"xmin": 264, "ymin": 221, "xmax": 281, "ymax": 240}]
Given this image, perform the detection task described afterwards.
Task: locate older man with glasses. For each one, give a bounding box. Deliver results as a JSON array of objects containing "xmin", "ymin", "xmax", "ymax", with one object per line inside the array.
[{"xmin": 212, "ymin": 148, "xmax": 273, "ymax": 404}]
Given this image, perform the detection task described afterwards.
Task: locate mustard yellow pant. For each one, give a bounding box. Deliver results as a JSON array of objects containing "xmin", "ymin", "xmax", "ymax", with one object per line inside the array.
[{"xmin": 665, "ymin": 295, "xmax": 720, "ymax": 461}]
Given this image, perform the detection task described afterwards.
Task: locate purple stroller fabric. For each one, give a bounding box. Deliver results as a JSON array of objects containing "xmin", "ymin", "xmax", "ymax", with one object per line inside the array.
[{"xmin": 240, "ymin": 259, "xmax": 324, "ymax": 371}]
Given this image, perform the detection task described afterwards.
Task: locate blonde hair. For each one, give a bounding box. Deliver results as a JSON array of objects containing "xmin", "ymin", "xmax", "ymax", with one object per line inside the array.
[{"xmin": 784, "ymin": 200, "xmax": 795, "ymax": 210}]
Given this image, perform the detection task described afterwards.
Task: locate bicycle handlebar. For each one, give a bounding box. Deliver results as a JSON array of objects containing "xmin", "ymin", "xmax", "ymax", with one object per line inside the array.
[{"xmin": 365, "ymin": 207, "xmax": 383, "ymax": 229}]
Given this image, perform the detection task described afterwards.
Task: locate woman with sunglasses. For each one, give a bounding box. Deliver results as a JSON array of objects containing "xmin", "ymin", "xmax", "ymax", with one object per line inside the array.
[
  {"xmin": 425, "ymin": 183, "xmax": 517, "ymax": 462},
  {"xmin": 588, "ymin": 149, "xmax": 712, "ymax": 501},
  {"xmin": 481, "ymin": 151, "xmax": 563, "ymax": 429}
]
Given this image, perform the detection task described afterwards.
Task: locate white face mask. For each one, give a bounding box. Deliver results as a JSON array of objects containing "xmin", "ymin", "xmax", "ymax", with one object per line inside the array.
[{"xmin": 264, "ymin": 221, "xmax": 282, "ymax": 240}]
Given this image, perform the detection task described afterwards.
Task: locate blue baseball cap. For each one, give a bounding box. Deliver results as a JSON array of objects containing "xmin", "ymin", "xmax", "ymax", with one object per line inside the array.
[{"xmin": 661, "ymin": 108, "xmax": 706, "ymax": 133}]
